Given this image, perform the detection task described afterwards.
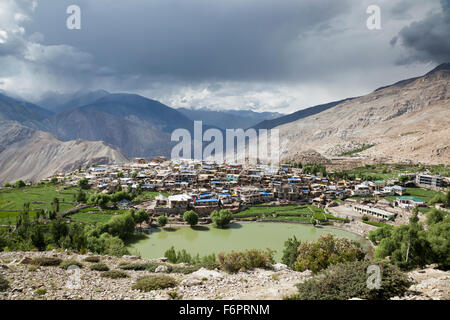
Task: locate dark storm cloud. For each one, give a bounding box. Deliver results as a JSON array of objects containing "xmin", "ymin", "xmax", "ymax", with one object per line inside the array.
[
  {"xmin": 395, "ymin": 0, "xmax": 450, "ymax": 64},
  {"xmin": 28, "ymin": 0, "xmax": 352, "ymax": 82}
]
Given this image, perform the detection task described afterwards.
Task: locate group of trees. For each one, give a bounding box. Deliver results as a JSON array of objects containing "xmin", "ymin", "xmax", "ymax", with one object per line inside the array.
[
  {"xmin": 370, "ymin": 208, "xmax": 449, "ymax": 270},
  {"xmin": 0, "ymin": 205, "xmax": 153, "ymax": 256},
  {"xmin": 181, "ymin": 209, "xmax": 233, "ymax": 228},
  {"xmin": 281, "ymin": 234, "xmax": 365, "ymax": 273}
]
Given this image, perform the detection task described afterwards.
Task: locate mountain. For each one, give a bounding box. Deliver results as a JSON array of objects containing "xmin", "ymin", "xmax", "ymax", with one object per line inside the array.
[
  {"xmin": 275, "ymin": 63, "xmax": 450, "ymax": 165},
  {"xmin": 45, "ymin": 93, "xmax": 195, "ymax": 158},
  {"xmin": 0, "ymin": 121, "xmax": 128, "ymax": 183},
  {"xmin": 37, "ymin": 90, "xmax": 110, "ymax": 113},
  {"xmin": 251, "ymin": 98, "xmax": 355, "ymax": 130},
  {"xmin": 178, "ymin": 107, "xmax": 283, "ymax": 129},
  {"xmin": 0, "ymin": 93, "xmax": 53, "ymax": 128}
]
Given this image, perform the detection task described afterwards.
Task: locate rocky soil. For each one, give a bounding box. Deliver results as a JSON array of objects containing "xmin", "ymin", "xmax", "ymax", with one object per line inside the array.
[
  {"xmin": 1, "ymin": 251, "xmax": 448, "ymax": 300},
  {"xmin": 0, "ymin": 251, "xmax": 310, "ymax": 300}
]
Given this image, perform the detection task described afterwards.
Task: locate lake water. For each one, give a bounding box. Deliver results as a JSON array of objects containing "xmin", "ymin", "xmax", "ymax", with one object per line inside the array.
[{"xmin": 129, "ymin": 222, "xmax": 365, "ymax": 261}]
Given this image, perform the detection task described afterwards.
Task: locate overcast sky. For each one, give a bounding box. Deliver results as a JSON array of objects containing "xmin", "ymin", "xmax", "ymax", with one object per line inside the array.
[{"xmin": 0, "ymin": 0, "xmax": 449, "ymax": 113}]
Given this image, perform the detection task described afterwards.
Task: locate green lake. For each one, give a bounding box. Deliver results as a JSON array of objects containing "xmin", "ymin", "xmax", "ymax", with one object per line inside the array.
[{"xmin": 129, "ymin": 222, "xmax": 366, "ymax": 261}]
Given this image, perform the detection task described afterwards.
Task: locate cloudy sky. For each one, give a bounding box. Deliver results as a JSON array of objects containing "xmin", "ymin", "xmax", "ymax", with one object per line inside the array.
[{"xmin": 0, "ymin": 0, "xmax": 449, "ymax": 113}]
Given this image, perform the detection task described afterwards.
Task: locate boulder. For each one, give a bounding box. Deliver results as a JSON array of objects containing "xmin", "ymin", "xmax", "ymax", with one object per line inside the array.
[
  {"xmin": 273, "ymin": 263, "xmax": 289, "ymax": 271},
  {"xmin": 155, "ymin": 265, "xmax": 169, "ymax": 273},
  {"xmin": 122, "ymin": 255, "xmax": 139, "ymax": 260},
  {"xmin": 180, "ymin": 279, "xmax": 202, "ymax": 287},
  {"xmin": 190, "ymin": 268, "xmax": 223, "ymax": 280}
]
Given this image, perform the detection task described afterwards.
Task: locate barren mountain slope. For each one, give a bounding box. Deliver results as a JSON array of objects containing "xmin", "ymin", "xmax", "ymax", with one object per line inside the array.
[
  {"xmin": 0, "ymin": 121, "xmax": 128, "ymax": 183},
  {"xmin": 277, "ymin": 67, "xmax": 450, "ymax": 164}
]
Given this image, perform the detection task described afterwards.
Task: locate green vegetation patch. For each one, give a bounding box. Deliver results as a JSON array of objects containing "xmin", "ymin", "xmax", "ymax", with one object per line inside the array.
[
  {"xmin": 285, "ymin": 261, "xmax": 411, "ymax": 300},
  {"xmin": 101, "ymin": 270, "xmax": 129, "ymax": 279},
  {"xmin": 132, "ymin": 275, "xmax": 177, "ymax": 292}
]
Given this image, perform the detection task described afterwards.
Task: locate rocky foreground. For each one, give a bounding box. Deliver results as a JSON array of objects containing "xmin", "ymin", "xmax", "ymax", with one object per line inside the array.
[{"xmin": 0, "ymin": 251, "xmax": 448, "ymax": 300}]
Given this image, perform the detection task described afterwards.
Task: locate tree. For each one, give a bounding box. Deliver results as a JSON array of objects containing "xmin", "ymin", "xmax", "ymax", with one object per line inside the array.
[
  {"xmin": 131, "ymin": 172, "xmax": 138, "ymax": 179},
  {"xmin": 134, "ymin": 209, "xmax": 149, "ymax": 228},
  {"xmin": 3, "ymin": 182, "xmax": 11, "ymax": 188},
  {"xmin": 102, "ymin": 212, "xmax": 136, "ymax": 240},
  {"xmin": 50, "ymin": 218, "xmax": 69, "ymax": 244},
  {"xmin": 52, "ymin": 198, "xmax": 60, "ymax": 213},
  {"xmin": 294, "ymin": 234, "xmax": 365, "ymax": 273},
  {"xmin": 399, "ymin": 175, "xmax": 409, "ymax": 184},
  {"xmin": 426, "ymin": 209, "xmax": 445, "ymax": 226},
  {"xmin": 281, "ymin": 236, "xmax": 301, "ymax": 269},
  {"xmin": 426, "ymin": 217, "xmax": 450, "ymax": 269},
  {"xmin": 50, "ymin": 177, "xmax": 58, "ymax": 184},
  {"xmin": 210, "ymin": 210, "xmax": 232, "ymax": 228},
  {"xmin": 157, "ymin": 215, "xmax": 168, "ymax": 228},
  {"xmin": 15, "ymin": 180, "xmax": 26, "ymax": 188},
  {"xmin": 78, "ymin": 178, "xmax": 89, "ymax": 189},
  {"xmin": 76, "ymin": 189, "xmax": 87, "ymax": 203},
  {"xmin": 183, "ymin": 210, "xmax": 198, "ymax": 227},
  {"xmin": 116, "ymin": 172, "xmax": 124, "ymax": 178}
]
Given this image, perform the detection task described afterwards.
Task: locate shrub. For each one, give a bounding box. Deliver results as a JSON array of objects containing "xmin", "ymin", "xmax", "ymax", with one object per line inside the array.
[
  {"xmin": 31, "ymin": 257, "xmax": 62, "ymax": 267},
  {"xmin": 83, "ymin": 256, "xmax": 101, "ymax": 263},
  {"xmin": 281, "ymin": 236, "xmax": 301, "ymax": 269},
  {"xmin": 132, "ymin": 275, "xmax": 177, "ymax": 292},
  {"xmin": 0, "ymin": 274, "xmax": 9, "ymax": 292},
  {"xmin": 362, "ymin": 216, "xmax": 369, "ymax": 222},
  {"xmin": 210, "ymin": 210, "xmax": 232, "ymax": 228},
  {"xmin": 157, "ymin": 215, "xmax": 168, "ymax": 227},
  {"xmin": 89, "ymin": 263, "xmax": 109, "ymax": 271},
  {"xmin": 183, "ymin": 210, "xmax": 198, "ymax": 226},
  {"xmin": 426, "ymin": 209, "xmax": 445, "ymax": 225},
  {"xmin": 119, "ymin": 262, "xmax": 163, "ymax": 272},
  {"xmin": 285, "ymin": 261, "xmax": 412, "ymax": 300},
  {"xmin": 294, "ymin": 234, "xmax": 365, "ymax": 273},
  {"xmin": 34, "ymin": 288, "xmax": 47, "ymax": 296},
  {"xmin": 217, "ymin": 249, "xmax": 275, "ymax": 273},
  {"xmin": 59, "ymin": 259, "xmax": 83, "ymax": 269},
  {"xmin": 101, "ymin": 270, "xmax": 129, "ymax": 279}
]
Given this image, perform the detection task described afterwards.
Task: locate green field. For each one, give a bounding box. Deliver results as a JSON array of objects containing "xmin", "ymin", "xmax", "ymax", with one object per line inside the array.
[
  {"xmin": 234, "ymin": 205, "xmax": 344, "ymax": 222},
  {"xmin": 0, "ymin": 185, "xmax": 94, "ymax": 225},
  {"xmin": 337, "ymin": 164, "xmax": 450, "ymax": 180},
  {"xmin": 350, "ymin": 187, "xmax": 444, "ymax": 204},
  {"xmin": 0, "ymin": 185, "xmax": 81, "ymax": 211},
  {"xmin": 69, "ymin": 212, "xmax": 117, "ymax": 224}
]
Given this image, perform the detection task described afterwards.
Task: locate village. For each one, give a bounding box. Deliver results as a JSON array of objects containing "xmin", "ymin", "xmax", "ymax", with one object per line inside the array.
[{"xmin": 54, "ymin": 157, "xmax": 449, "ymax": 233}]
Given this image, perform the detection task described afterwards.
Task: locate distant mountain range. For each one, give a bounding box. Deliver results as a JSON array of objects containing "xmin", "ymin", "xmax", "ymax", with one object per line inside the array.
[{"xmin": 177, "ymin": 107, "xmax": 283, "ymax": 129}]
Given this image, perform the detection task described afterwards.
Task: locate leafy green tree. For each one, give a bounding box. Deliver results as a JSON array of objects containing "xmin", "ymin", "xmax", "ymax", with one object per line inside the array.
[
  {"xmin": 368, "ymin": 226, "xmax": 393, "ymax": 244},
  {"xmin": 210, "ymin": 210, "xmax": 232, "ymax": 228},
  {"xmin": 78, "ymin": 178, "xmax": 89, "ymax": 189},
  {"xmin": 134, "ymin": 209, "xmax": 149, "ymax": 227},
  {"xmin": 30, "ymin": 225, "xmax": 46, "ymax": 251},
  {"xmin": 281, "ymin": 236, "xmax": 301, "ymax": 269},
  {"xmin": 157, "ymin": 215, "xmax": 168, "ymax": 227},
  {"xmin": 183, "ymin": 210, "xmax": 198, "ymax": 227},
  {"xmin": 76, "ymin": 189, "xmax": 87, "ymax": 203},
  {"xmin": 50, "ymin": 218, "xmax": 69, "ymax": 244},
  {"xmin": 399, "ymin": 175, "xmax": 409, "ymax": 184},
  {"xmin": 3, "ymin": 182, "xmax": 11, "ymax": 188},
  {"xmin": 426, "ymin": 209, "xmax": 445, "ymax": 225},
  {"xmin": 294, "ymin": 234, "xmax": 365, "ymax": 273},
  {"xmin": 426, "ymin": 217, "xmax": 450, "ymax": 269},
  {"xmin": 52, "ymin": 197, "xmax": 60, "ymax": 213},
  {"xmin": 15, "ymin": 180, "xmax": 26, "ymax": 188},
  {"xmin": 100, "ymin": 212, "xmax": 136, "ymax": 240},
  {"xmin": 116, "ymin": 172, "xmax": 124, "ymax": 178},
  {"xmin": 50, "ymin": 177, "xmax": 58, "ymax": 184}
]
